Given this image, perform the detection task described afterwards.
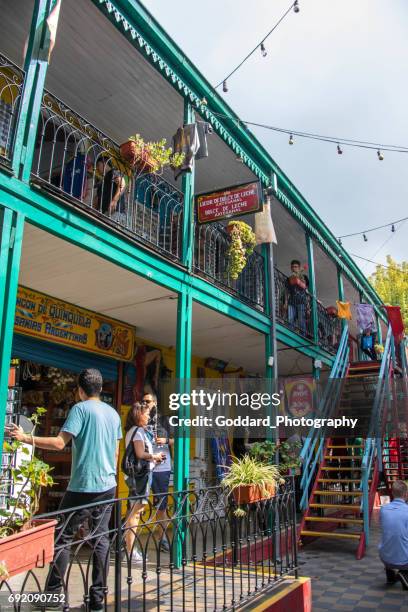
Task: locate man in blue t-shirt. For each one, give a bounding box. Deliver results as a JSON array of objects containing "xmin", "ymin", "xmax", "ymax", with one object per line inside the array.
[
  {"xmin": 7, "ymin": 368, "xmax": 122, "ymax": 611},
  {"xmin": 379, "ymin": 480, "xmax": 408, "ymax": 589}
]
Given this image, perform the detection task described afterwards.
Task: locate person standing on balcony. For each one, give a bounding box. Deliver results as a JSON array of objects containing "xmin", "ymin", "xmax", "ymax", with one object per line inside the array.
[
  {"xmin": 94, "ymin": 156, "xmax": 127, "ymax": 226},
  {"xmin": 379, "ymin": 480, "xmax": 408, "ymax": 589},
  {"xmin": 6, "ymin": 368, "xmax": 122, "ymax": 612},
  {"xmin": 286, "ymin": 259, "xmax": 309, "ymax": 334}
]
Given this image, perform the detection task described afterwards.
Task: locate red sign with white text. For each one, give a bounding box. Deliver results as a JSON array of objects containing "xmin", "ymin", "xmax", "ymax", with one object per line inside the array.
[{"xmin": 196, "ymin": 181, "xmax": 262, "ymax": 224}]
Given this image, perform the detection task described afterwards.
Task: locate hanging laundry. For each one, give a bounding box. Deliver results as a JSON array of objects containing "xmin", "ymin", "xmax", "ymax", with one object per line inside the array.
[
  {"xmin": 172, "ymin": 123, "xmax": 199, "ymax": 180},
  {"xmin": 196, "ymin": 121, "xmax": 213, "ymax": 160},
  {"xmin": 356, "ymin": 303, "xmax": 376, "ymax": 332},
  {"xmin": 336, "ymin": 300, "xmax": 352, "ymax": 320},
  {"xmin": 384, "ymin": 305, "xmax": 405, "ymax": 339}
]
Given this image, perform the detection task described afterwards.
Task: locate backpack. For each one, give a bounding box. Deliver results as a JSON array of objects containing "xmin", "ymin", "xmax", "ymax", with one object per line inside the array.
[{"xmin": 121, "ymin": 427, "xmax": 150, "ymax": 478}]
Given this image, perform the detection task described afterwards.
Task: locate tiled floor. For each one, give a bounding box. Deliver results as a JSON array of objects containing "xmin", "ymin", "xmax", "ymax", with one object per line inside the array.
[{"xmin": 298, "ymin": 508, "xmax": 408, "ymax": 611}]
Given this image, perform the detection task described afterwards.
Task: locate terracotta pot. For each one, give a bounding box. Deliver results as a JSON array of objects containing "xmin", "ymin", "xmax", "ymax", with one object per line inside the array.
[
  {"xmin": 226, "ymin": 223, "xmax": 239, "ymax": 235},
  {"xmin": 326, "ymin": 306, "xmax": 338, "ymax": 316},
  {"xmin": 0, "ymin": 519, "xmax": 57, "ymax": 579},
  {"xmin": 232, "ymin": 483, "xmax": 275, "ymax": 504},
  {"xmin": 288, "ymin": 276, "xmax": 306, "ymax": 290},
  {"xmin": 119, "ymin": 141, "xmax": 155, "ymax": 171}
]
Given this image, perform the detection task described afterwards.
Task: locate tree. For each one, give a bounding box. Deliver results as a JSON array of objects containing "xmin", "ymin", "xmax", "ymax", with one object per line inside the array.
[{"xmin": 369, "ymin": 256, "xmax": 408, "ymax": 332}]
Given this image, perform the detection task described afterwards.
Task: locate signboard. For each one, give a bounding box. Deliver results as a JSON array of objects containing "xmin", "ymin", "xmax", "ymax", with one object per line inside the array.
[
  {"xmin": 284, "ymin": 376, "xmax": 314, "ymax": 418},
  {"xmin": 14, "ymin": 286, "xmax": 135, "ymax": 361},
  {"xmin": 196, "ymin": 181, "xmax": 262, "ymax": 224}
]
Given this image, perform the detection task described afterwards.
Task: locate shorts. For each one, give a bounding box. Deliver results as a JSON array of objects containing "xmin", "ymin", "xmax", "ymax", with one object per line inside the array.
[
  {"xmin": 152, "ymin": 471, "xmax": 171, "ymax": 509},
  {"xmin": 127, "ymin": 471, "xmax": 152, "ymax": 505}
]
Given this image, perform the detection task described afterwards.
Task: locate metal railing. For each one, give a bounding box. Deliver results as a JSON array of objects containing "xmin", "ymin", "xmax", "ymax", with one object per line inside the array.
[
  {"xmin": 0, "ymin": 53, "xmax": 24, "ymax": 165},
  {"xmin": 274, "ymin": 267, "xmax": 313, "ymax": 340},
  {"xmin": 0, "ymin": 484, "xmax": 297, "ymax": 611},
  {"xmin": 361, "ymin": 324, "xmax": 393, "ymax": 545},
  {"xmin": 316, "ymin": 299, "xmax": 342, "ymax": 354},
  {"xmin": 299, "ymin": 324, "xmax": 350, "ymax": 510},
  {"xmin": 194, "ymin": 222, "xmax": 265, "ymax": 310},
  {"xmin": 31, "ymin": 90, "xmax": 183, "ymax": 261}
]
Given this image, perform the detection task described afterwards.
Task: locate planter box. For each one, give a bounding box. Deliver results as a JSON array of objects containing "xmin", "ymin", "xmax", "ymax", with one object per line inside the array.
[
  {"xmin": 0, "ymin": 519, "xmax": 57, "ymax": 579},
  {"xmin": 233, "ymin": 483, "xmax": 275, "ymax": 504},
  {"xmin": 119, "ymin": 140, "xmax": 154, "ymax": 172},
  {"xmin": 288, "ymin": 276, "xmax": 306, "ymax": 290}
]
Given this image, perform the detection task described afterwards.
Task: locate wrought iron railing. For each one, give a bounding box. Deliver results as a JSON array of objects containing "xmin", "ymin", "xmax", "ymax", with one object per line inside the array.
[
  {"xmin": 31, "ymin": 90, "xmax": 183, "ymax": 260},
  {"xmin": 316, "ymin": 299, "xmax": 342, "ymax": 354},
  {"xmin": 194, "ymin": 222, "xmax": 265, "ymax": 310},
  {"xmin": 0, "ymin": 484, "xmax": 297, "ymax": 611},
  {"xmin": 274, "ymin": 267, "xmax": 314, "ymax": 341},
  {"xmin": 0, "ymin": 53, "xmax": 24, "ymax": 165}
]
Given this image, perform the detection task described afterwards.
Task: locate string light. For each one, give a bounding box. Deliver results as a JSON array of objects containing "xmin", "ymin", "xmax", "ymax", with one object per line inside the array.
[
  {"xmin": 337, "ymin": 143, "xmax": 343, "ymax": 155},
  {"xmin": 363, "ymin": 234, "xmax": 368, "ymax": 242},
  {"xmin": 392, "ymin": 224, "xmax": 395, "ymax": 233},
  {"xmin": 377, "ymin": 149, "xmax": 384, "ymax": 161},
  {"xmin": 223, "ymin": 80, "xmax": 228, "ymax": 93},
  {"xmin": 293, "ymin": 0, "xmax": 300, "ymax": 13},
  {"xmin": 289, "ymin": 133, "xmax": 294, "ymax": 145},
  {"xmin": 337, "ymin": 215, "xmax": 408, "ymax": 240},
  {"xmin": 260, "ymin": 43, "xmax": 267, "ymax": 57}
]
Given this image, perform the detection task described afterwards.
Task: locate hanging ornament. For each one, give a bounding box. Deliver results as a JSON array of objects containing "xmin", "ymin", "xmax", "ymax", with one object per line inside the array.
[
  {"xmin": 293, "ymin": 0, "xmax": 300, "ymax": 13},
  {"xmin": 337, "ymin": 144, "xmax": 343, "ymax": 155},
  {"xmin": 391, "ymin": 224, "xmax": 395, "ymax": 233},
  {"xmin": 363, "ymin": 234, "xmax": 368, "ymax": 242},
  {"xmin": 260, "ymin": 43, "xmax": 267, "ymax": 57},
  {"xmin": 377, "ymin": 149, "xmax": 384, "ymax": 161},
  {"xmin": 289, "ymin": 133, "xmax": 294, "ymax": 145},
  {"xmin": 223, "ymin": 80, "xmax": 228, "ymax": 93}
]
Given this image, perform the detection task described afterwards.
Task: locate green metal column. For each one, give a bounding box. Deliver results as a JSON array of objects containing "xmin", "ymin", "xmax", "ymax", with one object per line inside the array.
[
  {"xmin": 306, "ymin": 233, "xmax": 318, "ymax": 345},
  {"xmin": 180, "ymin": 100, "xmax": 195, "ymax": 271},
  {"xmin": 12, "ymin": 0, "xmax": 62, "ymax": 181},
  {"xmin": 337, "ymin": 268, "xmax": 346, "ymax": 331},
  {"xmin": 0, "ymin": 208, "xmax": 25, "ymax": 453}
]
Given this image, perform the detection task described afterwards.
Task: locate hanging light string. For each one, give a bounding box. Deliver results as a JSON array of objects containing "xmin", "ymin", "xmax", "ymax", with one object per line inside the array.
[
  {"xmin": 350, "ymin": 252, "xmax": 408, "ymax": 273},
  {"xmin": 215, "ymin": 1, "xmax": 299, "ymax": 91},
  {"xmin": 337, "ymin": 215, "xmax": 408, "ymax": 240}
]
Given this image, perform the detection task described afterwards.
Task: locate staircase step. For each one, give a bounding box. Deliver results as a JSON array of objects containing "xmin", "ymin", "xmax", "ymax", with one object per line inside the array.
[
  {"xmin": 310, "ymin": 503, "xmax": 361, "ymax": 511},
  {"xmin": 322, "ymin": 467, "xmax": 362, "ymax": 471},
  {"xmin": 305, "ymin": 516, "xmax": 363, "ymax": 525},
  {"xmin": 314, "ymin": 490, "xmax": 363, "ymax": 496},
  {"xmin": 327, "ymin": 445, "xmax": 364, "ymax": 449},
  {"xmin": 318, "ymin": 479, "xmax": 365, "ymax": 484},
  {"xmin": 301, "ymin": 530, "xmax": 361, "ymax": 540},
  {"xmin": 324, "ymin": 456, "xmax": 362, "ymax": 460}
]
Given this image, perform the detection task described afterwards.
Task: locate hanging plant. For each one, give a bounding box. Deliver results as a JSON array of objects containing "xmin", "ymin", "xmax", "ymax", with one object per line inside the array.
[
  {"xmin": 225, "ymin": 221, "xmax": 256, "ymax": 280},
  {"xmin": 119, "ymin": 134, "xmax": 184, "ymax": 174}
]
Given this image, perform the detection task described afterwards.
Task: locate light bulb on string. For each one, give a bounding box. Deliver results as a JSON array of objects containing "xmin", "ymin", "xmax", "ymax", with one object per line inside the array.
[
  {"xmin": 377, "ymin": 150, "xmax": 384, "ymax": 161},
  {"xmin": 223, "ymin": 80, "xmax": 228, "ymax": 93},
  {"xmin": 260, "ymin": 43, "xmax": 267, "ymax": 58},
  {"xmin": 289, "ymin": 133, "xmax": 294, "ymax": 145},
  {"xmin": 338, "ymin": 238, "xmax": 342, "ymax": 246},
  {"xmin": 363, "ymin": 234, "xmax": 368, "ymax": 242},
  {"xmin": 293, "ymin": 0, "xmax": 300, "ymax": 13},
  {"xmin": 392, "ymin": 224, "xmax": 395, "ymax": 233},
  {"xmin": 337, "ymin": 144, "xmax": 343, "ymax": 155}
]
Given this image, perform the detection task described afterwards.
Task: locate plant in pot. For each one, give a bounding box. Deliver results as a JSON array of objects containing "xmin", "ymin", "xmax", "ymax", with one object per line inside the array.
[
  {"xmin": 289, "ymin": 263, "xmax": 308, "ymax": 289},
  {"xmin": 278, "ymin": 440, "xmax": 302, "ymax": 475},
  {"xmin": 119, "ymin": 134, "xmax": 184, "ymax": 174},
  {"xmin": 222, "ymin": 455, "xmax": 280, "ymax": 504},
  {"xmin": 249, "ymin": 440, "xmax": 277, "ymax": 464},
  {"xmin": 225, "ymin": 221, "xmax": 256, "ymax": 280},
  {"xmin": 0, "ymin": 407, "xmax": 56, "ymax": 579}
]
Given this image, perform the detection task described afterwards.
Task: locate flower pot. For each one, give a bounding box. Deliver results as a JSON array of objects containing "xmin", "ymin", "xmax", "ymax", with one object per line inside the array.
[
  {"xmin": 289, "ymin": 276, "xmax": 306, "ymax": 290},
  {"xmin": 232, "ymin": 483, "xmax": 275, "ymax": 504},
  {"xmin": 0, "ymin": 519, "xmax": 57, "ymax": 579},
  {"xmin": 119, "ymin": 141, "xmax": 155, "ymax": 172},
  {"xmin": 326, "ymin": 306, "xmax": 338, "ymax": 316}
]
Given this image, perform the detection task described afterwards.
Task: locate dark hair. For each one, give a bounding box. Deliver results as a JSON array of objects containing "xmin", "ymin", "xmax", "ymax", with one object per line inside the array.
[
  {"xmin": 96, "ymin": 155, "xmax": 112, "ymax": 168},
  {"xmin": 291, "ymin": 259, "xmax": 301, "ymax": 267},
  {"xmin": 392, "ymin": 480, "xmax": 407, "ymax": 499},
  {"xmin": 143, "ymin": 390, "xmax": 157, "ymax": 404},
  {"xmin": 78, "ymin": 368, "xmax": 103, "ymax": 397},
  {"xmin": 125, "ymin": 402, "xmax": 149, "ymax": 432}
]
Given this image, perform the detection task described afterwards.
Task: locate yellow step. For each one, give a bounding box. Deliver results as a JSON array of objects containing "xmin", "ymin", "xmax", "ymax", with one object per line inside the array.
[
  {"xmin": 305, "ymin": 516, "xmax": 363, "ymax": 525},
  {"xmin": 318, "ymin": 479, "xmax": 364, "ymax": 484},
  {"xmin": 301, "ymin": 530, "xmax": 361, "ymax": 540},
  {"xmin": 315, "ymin": 490, "xmax": 363, "ymax": 496},
  {"xmin": 310, "ymin": 503, "xmax": 361, "ymax": 511}
]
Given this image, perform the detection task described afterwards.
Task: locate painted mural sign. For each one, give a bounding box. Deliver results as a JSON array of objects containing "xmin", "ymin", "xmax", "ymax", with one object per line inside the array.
[
  {"xmin": 196, "ymin": 181, "xmax": 262, "ymax": 224},
  {"xmin": 284, "ymin": 376, "xmax": 314, "ymax": 417},
  {"xmin": 14, "ymin": 285, "xmax": 135, "ymax": 361}
]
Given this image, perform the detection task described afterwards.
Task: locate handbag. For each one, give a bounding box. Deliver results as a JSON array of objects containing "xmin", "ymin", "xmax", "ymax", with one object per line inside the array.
[{"xmin": 121, "ymin": 427, "xmax": 150, "ymax": 478}]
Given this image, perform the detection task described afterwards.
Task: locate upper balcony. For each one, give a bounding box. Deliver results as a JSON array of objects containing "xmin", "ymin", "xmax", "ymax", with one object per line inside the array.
[{"xmin": 0, "ymin": 0, "xmax": 349, "ymax": 355}]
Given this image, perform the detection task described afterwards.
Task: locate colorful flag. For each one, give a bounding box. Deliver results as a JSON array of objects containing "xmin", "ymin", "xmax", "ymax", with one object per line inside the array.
[
  {"xmin": 336, "ymin": 300, "xmax": 352, "ymax": 320},
  {"xmin": 384, "ymin": 305, "xmax": 404, "ymax": 339}
]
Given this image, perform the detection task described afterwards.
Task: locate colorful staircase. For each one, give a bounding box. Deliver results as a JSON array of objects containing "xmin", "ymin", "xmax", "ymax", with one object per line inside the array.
[
  {"xmin": 299, "ymin": 325, "xmax": 394, "ymax": 559},
  {"xmin": 382, "ymin": 436, "xmax": 408, "ymax": 489}
]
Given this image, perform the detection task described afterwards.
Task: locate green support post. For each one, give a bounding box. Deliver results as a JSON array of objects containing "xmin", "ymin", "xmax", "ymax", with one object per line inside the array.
[
  {"xmin": 337, "ymin": 268, "xmax": 346, "ymax": 331},
  {"xmin": 180, "ymin": 100, "xmax": 195, "ymax": 271},
  {"xmin": 0, "ymin": 208, "xmax": 24, "ymax": 453},
  {"xmin": 12, "ymin": 0, "xmax": 61, "ymax": 181},
  {"xmin": 306, "ymin": 233, "xmax": 318, "ymax": 345}
]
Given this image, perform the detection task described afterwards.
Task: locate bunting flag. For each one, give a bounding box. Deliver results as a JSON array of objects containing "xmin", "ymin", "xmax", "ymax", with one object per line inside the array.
[
  {"xmin": 336, "ymin": 300, "xmax": 352, "ymax": 320},
  {"xmin": 355, "ymin": 303, "xmax": 376, "ymax": 332},
  {"xmin": 384, "ymin": 305, "xmax": 405, "ymax": 339}
]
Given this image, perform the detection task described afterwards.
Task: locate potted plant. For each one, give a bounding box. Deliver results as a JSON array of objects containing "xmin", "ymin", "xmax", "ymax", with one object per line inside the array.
[
  {"xmin": 119, "ymin": 134, "xmax": 184, "ymax": 174},
  {"xmin": 0, "ymin": 408, "xmax": 56, "ymax": 579},
  {"xmin": 225, "ymin": 221, "xmax": 256, "ymax": 280},
  {"xmin": 326, "ymin": 305, "xmax": 338, "ymax": 317},
  {"xmin": 278, "ymin": 440, "xmax": 302, "ymax": 476},
  {"xmin": 249, "ymin": 440, "xmax": 277, "ymax": 464},
  {"xmin": 222, "ymin": 455, "xmax": 280, "ymax": 504}
]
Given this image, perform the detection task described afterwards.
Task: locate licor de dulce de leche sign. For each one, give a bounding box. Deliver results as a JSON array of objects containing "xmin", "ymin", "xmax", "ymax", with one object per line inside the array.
[{"xmin": 196, "ymin": 181, "xmax": 262, "ymax": 224}]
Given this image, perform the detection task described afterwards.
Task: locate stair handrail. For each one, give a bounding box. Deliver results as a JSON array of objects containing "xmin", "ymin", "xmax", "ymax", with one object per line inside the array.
[
  {"xmin": 361, "ymin": 324, "xmax": 393, "ymax": 546},
  {"xmin": 299, "ymin": 324, "xmax": 350, "ymax": 510}
]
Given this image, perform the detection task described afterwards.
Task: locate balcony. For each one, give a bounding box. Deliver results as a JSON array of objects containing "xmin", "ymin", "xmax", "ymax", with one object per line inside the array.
[{"xmin": 0, "ymin": 53, "xmax": 24, "ymax": 167}]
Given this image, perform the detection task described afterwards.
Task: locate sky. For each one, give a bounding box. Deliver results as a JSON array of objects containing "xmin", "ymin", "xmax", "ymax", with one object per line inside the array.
[{"xmin": 143, "ymin": 0, "xmax": 408, "ymax": 277}]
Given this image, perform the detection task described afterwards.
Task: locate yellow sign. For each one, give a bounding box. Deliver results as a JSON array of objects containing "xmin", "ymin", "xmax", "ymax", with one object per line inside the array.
[{"xmin": 14, "ymin": 286, "xmax": 135, "ymax": 361}]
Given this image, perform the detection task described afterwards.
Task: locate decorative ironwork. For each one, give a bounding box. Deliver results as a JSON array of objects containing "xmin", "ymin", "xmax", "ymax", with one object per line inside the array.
[
  {"xmin": 194, "ymin": 222, "xmax": 265, "ymax": 310},
  {"xmin": 316, "ymin": 299, "xmax": 342, "ymax": 354},
  {"xmin": 0, "ymin": 483, "xmax": 297, "ymax": 611},
  {"xmin": 0, "ymin": 54, "xmax": 24, "ymax": 164},
  {"xmin": 31, "ymin": 90, "xmax": 183, "ymax": 260}
]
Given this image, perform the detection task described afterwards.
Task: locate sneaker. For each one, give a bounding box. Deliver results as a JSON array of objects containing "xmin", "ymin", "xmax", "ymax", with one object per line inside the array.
[
  {"xmin": 397, "ymin": 570, "xmax": 408, "ymax": 590},
  {"xmin": 160, "ymin": 538, "xmax": 170, "ymax": 553},
  {"xmin": 131, "ymin": 549, "xmax": 146, "ymax": 564}
]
